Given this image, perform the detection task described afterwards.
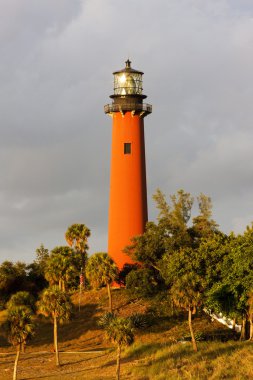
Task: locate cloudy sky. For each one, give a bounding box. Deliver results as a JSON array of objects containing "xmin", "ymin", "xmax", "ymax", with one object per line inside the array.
[{"xmin": 1, "ymin": 0, "xmax": 253, "ymax": 263}]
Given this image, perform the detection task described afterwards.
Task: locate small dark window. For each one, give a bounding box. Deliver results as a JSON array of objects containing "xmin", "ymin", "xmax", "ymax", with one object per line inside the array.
[{"xmin": 124, "ymin": 143, "xmax": 131, "ymax": 154}]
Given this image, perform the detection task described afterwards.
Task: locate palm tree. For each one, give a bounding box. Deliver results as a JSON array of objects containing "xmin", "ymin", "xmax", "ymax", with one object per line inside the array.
[
  {"xmin": 37, "ymin": 286, "xmax": 73, "ymax": 366},
  {"xmin": 65, "ymin": 224, "xmax": 91, "ymax": 286},
  {"xmin": 86, "ymin": 253, "xmax": 118, "ymax": 312},
  {"xmin": 170, "ymin": 274, "xmax": 202, "ymax": 352},
  {"xmin": 45, "ymin": 246, "xmax": 79, "ymax": 292},
  {"xmin": 99, "ymin": 313, "xmax": 134, "ymax": 380},
  {"xmin": 7, "ymin": 291, "xmax": 36, "ymax": 312},
  {"xmin": 65, "ymin": 223, "xmax": 91, "ymax": 251},
  {"xmin": 5, "ymin": 306, "xmax": 35, "ymax": 380},
  {"xmin": 7, "ymin": 291, "xmax": 36, "ymax": 352}
]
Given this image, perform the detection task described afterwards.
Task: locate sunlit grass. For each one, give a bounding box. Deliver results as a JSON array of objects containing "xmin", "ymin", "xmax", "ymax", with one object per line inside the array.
[{"xmin": 124, "ymin": 341, "xmax": 253, "ymax": 380}]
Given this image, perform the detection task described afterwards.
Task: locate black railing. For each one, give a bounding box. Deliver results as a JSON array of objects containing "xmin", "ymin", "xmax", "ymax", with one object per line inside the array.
[{"xmin": 104, "ymin": 103, "xmax": 152, "ymax": 114}]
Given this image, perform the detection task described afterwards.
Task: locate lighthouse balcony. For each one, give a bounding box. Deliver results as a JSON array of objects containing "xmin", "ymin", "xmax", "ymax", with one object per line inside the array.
[{"xmin": 104, "ymin": 103, "xmax": 152, "ymax": 116}]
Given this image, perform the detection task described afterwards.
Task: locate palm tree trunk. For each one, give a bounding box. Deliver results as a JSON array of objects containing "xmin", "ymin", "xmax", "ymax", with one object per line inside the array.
[
  {"xmin": 81, "ymin": 252, "xmax": 86, "ymax": 289},
  {"xmin": 116, "ymin": 344, "xmax": 121, "ymax": 380},
  {"xmin": 13, "ymin": 344, "xmax": 21, "ymax": 380},
  {"xmin": 54, "ymin": 316, "xmax": 60, "ymax": 366},
  {"xmin": 188, "ymin": 307, "xmax": 198, "ymax": 352},
  {"xmin": 249, "ymin": 319, "xmax": 253, "ymax": 341},
  {"xmin": 240, "ymin": 317, "xmax": 246, "ymax": 341},
  {"xmin": 107, "ymin": 283, "xmax": 112, "ymax": 312}
]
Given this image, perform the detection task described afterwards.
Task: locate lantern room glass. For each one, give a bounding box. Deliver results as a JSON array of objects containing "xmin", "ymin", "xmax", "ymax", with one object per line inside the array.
[{"xmin": 113, "ymin": 72, "xmax": 143, "ymax": 96}]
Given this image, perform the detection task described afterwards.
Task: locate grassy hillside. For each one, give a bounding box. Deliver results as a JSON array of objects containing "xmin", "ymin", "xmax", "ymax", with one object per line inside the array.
[{"xmin": 0, "ymin": 288, "xmax": 252, "ymax": 379}]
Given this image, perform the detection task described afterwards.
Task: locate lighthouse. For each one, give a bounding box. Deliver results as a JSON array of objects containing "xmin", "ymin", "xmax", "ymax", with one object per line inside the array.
[{"xmin": 104, "ymin": 60, "xmax": 152, "ymax": 269}]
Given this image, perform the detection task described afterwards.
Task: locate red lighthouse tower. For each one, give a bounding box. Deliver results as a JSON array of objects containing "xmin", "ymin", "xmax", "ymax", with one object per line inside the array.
[{"xmin": 105, "ymin": 60, "xmax": 152, "ymax": 269}]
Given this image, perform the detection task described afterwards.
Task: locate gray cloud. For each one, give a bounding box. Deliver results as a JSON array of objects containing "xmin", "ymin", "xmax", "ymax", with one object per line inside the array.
[{"xmin": 0, "ymin": 0, "xmax": 253, "ymax": 262}]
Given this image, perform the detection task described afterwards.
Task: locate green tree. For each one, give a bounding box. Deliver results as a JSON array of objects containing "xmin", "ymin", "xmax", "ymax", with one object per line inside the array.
[
  {"xmin": 0, "ymin": 261, "xmax": 28, "ymax": 305},
  {"xmin": 191, "ymin": 193, "xmax": 219, "ymax": 241},
  {"xmin": 165, "ymin": 233, "xmax": 231, "ymax": 350},
  {"xmin": 205, "ymin": 283, "xmax": 238, "ymax": 322},
  {"xmin": 45, "ymin": 246, "xmax": 79, "ymax": 291},
  {"xmin": 20, "ymin": 244, "xmax": 50, "ymax": 296},
  {"xmin": 86, "ymin": 253, "xmax": 118, "ymax": 312},
  {"xmin": 35, "ymin": 244, "xmax": 50, "ymax": 271},
  {"xmin": 197, "ymin": 228, "xmax": 253, "ymax": 339},
  {"xmin": 154, "ymin": 188, "xmax": 194, "ymax": 252},
  {"xmin": 219, "ymin": 229, "xmax": 253, "ymax": 340},
  {"xmin": 126, "ymin": 189, "xmax": 195, "ymax": 271},
  {"xmin": 125, "ymin": 222, "xmax": 166, "ymax": 271},
  {"xmin": 99, "ymin": 313, "xmax": 134, "ymax": 380},
  {"xmin": 125, "ymin": 188, "xmax": 224, "ymax": 349},
  {"xmin": 160, "ymin": 247, "xmax": 207, "ymax": 352},
  {"xmin": 195, "ymin": 233, "xmax": 229, "ymax": 289},
  {"xmin": 5, "ymin": 306, "xmax": 35, "ymax": 380},
  {"xmin": 152, "ymin": 188, "xmax": 170, "ymax": 220},
  {"xmin": 37, "ymin": 286, "xmax": 73, "ymax": 366},
  {"xmin": 0, "ymin": 261, "xmax": 17, "ymax": 299},
  {"xmin": 65, "ymin": 223, "xmax": 91, "ymax": 286}
]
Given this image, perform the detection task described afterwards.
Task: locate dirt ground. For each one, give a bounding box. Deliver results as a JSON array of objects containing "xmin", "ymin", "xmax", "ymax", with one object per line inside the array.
[{"xmin": 0, "ymin": 350, "xmax": 130, "ymax": 380}]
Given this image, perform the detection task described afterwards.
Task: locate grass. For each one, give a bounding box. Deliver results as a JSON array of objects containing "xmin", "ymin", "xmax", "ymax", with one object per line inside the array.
[
  {"xmin": 125, "ymin": 341, "xmax": 253, "ymax": 379},
  {"xmin": 0, "ymin": 288, "xmax": 252, "ymax": 379}
]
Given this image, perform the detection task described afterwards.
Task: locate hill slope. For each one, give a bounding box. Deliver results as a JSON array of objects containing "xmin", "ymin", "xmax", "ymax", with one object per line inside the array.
[{"xmin": 0, "ymin": 288, "xmax": 252, "ymax": 379}]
